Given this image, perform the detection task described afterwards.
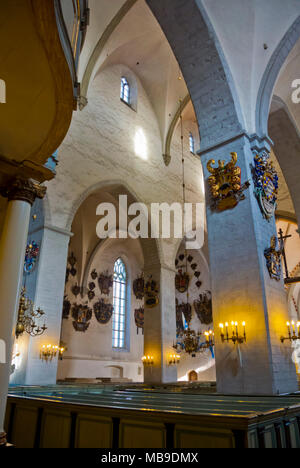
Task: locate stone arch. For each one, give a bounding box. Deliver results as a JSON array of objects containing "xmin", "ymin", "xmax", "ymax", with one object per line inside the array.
[
  {"xmin": 256, "ymin": 16, "xmax": 300, "ymax": 136},
  {"xmin": 269, "ymin": 98, "xmax": 300, "ymax": 227},
  {"xmin": 66, "ymin": 179, "xmax": 163, "ymax": 269},
  {"xmin": 146, "ymin": 0, "xmax": 245, "ymax": 152}
]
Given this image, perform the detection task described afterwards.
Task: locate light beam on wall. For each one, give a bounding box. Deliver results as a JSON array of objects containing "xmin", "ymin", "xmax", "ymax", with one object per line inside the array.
[{"xmin": 134, "ymin": 128, "xmax": 148, "ymax": 160}]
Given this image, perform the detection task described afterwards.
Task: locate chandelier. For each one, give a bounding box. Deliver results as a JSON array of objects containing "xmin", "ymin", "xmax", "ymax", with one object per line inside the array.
[
  {"xmin": 174, "ymin": 98, "xmax": 215, "ymax": 358},
  {"xmin": 16, "ymin": 288, "xmax": 47, "ymax": 338},
  {"xmin": 173, "ymin": 327, "xmax": 214, "ymax": 356}
]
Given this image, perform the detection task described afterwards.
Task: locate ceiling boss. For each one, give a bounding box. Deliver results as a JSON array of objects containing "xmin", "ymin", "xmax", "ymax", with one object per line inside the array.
[{"xmin": 207, "ymin": 152, "xmax": 250, "ymax": 212}]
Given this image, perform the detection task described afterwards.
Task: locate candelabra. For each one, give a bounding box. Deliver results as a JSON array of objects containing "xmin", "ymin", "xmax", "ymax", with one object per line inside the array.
[
  {"xmin": 168, "ymin": 354, "xmax": 181, "ymax": 366},
  {"xmin": 40, "ymin": 344, "xmax": 65, "ymax": 362},
  {"xmin": 281, "ymin": 321, "xmax": 300, "ymax": 343},
  {"xmin": 16, "ymin": 288, "xmax": 47, "ymax": 338},
  {"xmin": 142, "ymin": 355, "xmax": 154, "ymax": 366},
  {"xmin": 219, "ymin": 321, "xmax": 246, "ymax": 344}
]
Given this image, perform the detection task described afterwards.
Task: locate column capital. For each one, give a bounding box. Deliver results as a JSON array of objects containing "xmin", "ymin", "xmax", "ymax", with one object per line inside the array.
[{"xmin": 0, "ymin": 178, "xmax": 46, "ymax": 206}]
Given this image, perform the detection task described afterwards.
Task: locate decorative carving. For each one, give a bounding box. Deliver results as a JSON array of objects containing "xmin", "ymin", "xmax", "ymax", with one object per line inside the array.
[
  {"xmin": 24, "ymin": 241, "xmax": 39, "ymax": 274},
  {"xmin": 196, "ymin": 280, "xmax": 202, "ymax": 289},
  {"xmin": 253, "ymin": 152, "xmax": 278, "ymax": 220},
  {"xmin": 194, "ymin": 292, "xmax": 213, "ymax": 325},
  {"xmin": 72, "ymin": 304, "xmax": 92, "ymax": 332},
  {"xmin": 207, "ymin": 152, "xmax": 250, "ymax": 211},
  {"xmin": 134, "ymin": 307, "xmax": 144, "ymax": 334},
  {"xmin": 133, "ymin": 274, "xmax": 145, "ymax": 300},
  {"xmin": 0, "ymin": 178, "xmax": 46, "ymax": 205},
  {"xmin": 98, "ymin": 272, "xmax": 113, "ymax": 296},
  {"xmin": 62, "ymin": 296, "xmax": 71, "ymax": 320},
  {"xmin": 175, "ymin": 269, "xmax": 190, "ymax": 293},
  {"xmin": 93, "ymin": 299, "xmax": 113, "ymax": 325},
  {"xmin": 71, "ymin": 284, "xmax": 81, "ymax": 297},
  {"xmin": 264, "ymin": 236, "xmax": 283, "ymax": 281},
  {"xmin": 91, "ymin": 269, "xmax": 98, "ymax": 280},
  {"xmin": 88, "ymin": 290, "xmax": 95, "ymax": 302},
  {"xmin": 144, "ymin": 276, "xmax": 159, "ymax": 308}
]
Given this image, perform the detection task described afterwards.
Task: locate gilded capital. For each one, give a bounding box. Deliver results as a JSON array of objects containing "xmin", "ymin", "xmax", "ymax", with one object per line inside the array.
[{"xmin": 0, "ymin": 178, "xmax": 47, "ymax": 206}]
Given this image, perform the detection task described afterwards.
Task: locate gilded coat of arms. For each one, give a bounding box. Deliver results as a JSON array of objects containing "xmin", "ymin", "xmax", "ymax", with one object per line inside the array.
[
  {"xmin": 175, "ymin": 269, "xmax": 190, "ymax": 293},
  {"xmin": 72, "ymin": 304, "xmax": 92, "ymax": 332},
  {"xmin": 207, "ymin": 152, "xmax": 250, "ymax": 212},
  {"xmin": 93, "ymin": 299, "xmax": 113, "ymax": 325},
  {"xmin": 253, "ymin": 153, "xmax": 278, "ymax": 220},
  {"xmin": 264, "ymin": 236, "xmax": 283, "ymax": 281},
  {"xmin": 144, "ymin": 276, "xmax": 159, "ymax": 308},
  {"xmin": 98, "ymin": 272, "xmax": 113, "ymax": 296},
  {"xmin": 194, "ymin": 292, "xmax": 213, "ymax": 325},
  {"xmin": 133, "ymin": 274, "xmax": 145, "ymax": 300},
  {"xmin": 134, "ymin": 307, "xmax": 144, "ymax": 334}
]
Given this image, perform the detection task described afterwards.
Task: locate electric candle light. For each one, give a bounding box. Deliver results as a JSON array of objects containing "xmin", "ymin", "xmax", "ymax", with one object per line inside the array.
[
  {"xmin": 281, "ymin": 321, "xmax": 300, "ymax": 343},
  {"xmin": 219, "ymin": 321, "xmax": 247, "ymax": 344}
]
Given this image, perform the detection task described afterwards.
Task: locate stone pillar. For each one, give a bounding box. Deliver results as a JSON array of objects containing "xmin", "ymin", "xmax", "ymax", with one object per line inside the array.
[
  {"xmin": 23, "ymin": 225, "xmax": 71, "ymax": 385},
  {"xmin": 143, "ymin": 264, "xmax": 177, "ymax": 384},
  {"xmin": 201, "ymin": 134, "xmax": 298, "ymax": 395},
  {"xmin": 0, "ymin": 178, "xmax": 46, "ymax": 446}
]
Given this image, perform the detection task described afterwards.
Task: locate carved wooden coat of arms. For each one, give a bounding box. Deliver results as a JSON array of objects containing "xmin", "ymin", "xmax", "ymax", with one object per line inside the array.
[
  {"xmin": 98, "ymin": 272, "xmax": 113, "ymax": 296},
  {"xmin": 62, "ymin": 296, "xmax": 71, "ymax": 320},
  {"xmin": 176, "ymin": 301, "xmax": 192, "ymax": 325},
  {"xmin": 144, "ymin": 277, "xmax": 159, "ymax": 308},
  {"xmin": 134, "ymin": 307, "xmax": 144, "ymax": 334},
  {"xmin": 133, "ymin": 274, "xmax": 145, "ymax": 300},
  {"xmin": 93, "ymin": 299, "xmax": 114, "ymax": 325},
  {"xmin": 194, "ymin": 292, "xmax": 213, "ymax": 325},
  {"xmin": 24, "ymin": 241, "xmax": 40, "ymax": 274},
  {"xmin": 207, "ymin": 152, "xmax": 250, "ymax": 212},
  {"xmin": 72, "ymin": 304, "xmax": 92, "ymax": 332},
  {"xmin": 175, "ymin": 269, "xmax": 190, "ymax": 293},
  {"xmin": 264, "ymin": 236, "xmax": 282, "ymax": 281}
]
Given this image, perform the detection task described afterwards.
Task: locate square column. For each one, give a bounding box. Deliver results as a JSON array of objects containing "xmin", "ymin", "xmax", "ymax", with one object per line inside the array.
[
  {"xmin": 201, "ymin": 134, "xmax": 298, "ymax": 395},
  {"xmin": 23, "ymin": 225, "xmax": 71, "ymax": 385},
  {"xmin": 143, "ymin": 265, "xmax": 177, "ymax": 384}
]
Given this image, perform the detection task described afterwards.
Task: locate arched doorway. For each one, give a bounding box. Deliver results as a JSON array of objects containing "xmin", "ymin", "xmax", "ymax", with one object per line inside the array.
[{"xmin": 188, "ymin": 371, "xmax": 198, "ymax": 382}]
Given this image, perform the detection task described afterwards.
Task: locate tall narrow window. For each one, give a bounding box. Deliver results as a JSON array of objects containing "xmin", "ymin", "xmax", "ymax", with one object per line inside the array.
[
  {"xmin": 120, "ymin": 77, "xmax": 130, "ymax": 104},
  {"xmin": 189, "ymin": 133, "xmax": 195, "ymax": 154},
  {"xmin": 112, "ymin": 258, "xmax": 127, "ymax": 349}
]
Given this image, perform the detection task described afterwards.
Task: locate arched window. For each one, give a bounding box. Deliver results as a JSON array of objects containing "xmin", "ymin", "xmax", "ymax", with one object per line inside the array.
[
  {"xmin": 189, "ymin": 132, "xmax": 195, "ymax": 154},
  {"xmin": 112, "ymin": 258, "xmax": 127, "ymax": 349},
  {"xmin": 120, "ymin": 77, "xmax": 130, "ymax": 104}
]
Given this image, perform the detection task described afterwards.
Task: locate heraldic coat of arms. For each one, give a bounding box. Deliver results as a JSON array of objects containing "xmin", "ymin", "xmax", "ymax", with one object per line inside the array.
[
  {"xmin": 194, "ymin": 291, "xmax": 213, "ymax": 325},
  {"xmin": 207, "ymin": 152, "xmax": 250, "ymax": 212},
  {"xmin": 98, "ymin": 272, "xmax": 113, "ymax": 296},
  {"xmin": 94, "ymin": 299, "xmax": 114, "ymax": 325},
  {"xmin": 133, "ymin": 274, "xmax": 144, "ymax": 300},
  {"xmin": 175, "ymin": 269, "xmax": 190, "ymax": 293},
  {"xmin": 72, "ymin": 304, "xmax": 92, "ymax": 332},
  {"xmin": 144, "ymin": 276, "xmax": 159, "ymax": 308},
  {"xmin": 253, "ymin": 152, "xmax": 278, "ymax": 220}
]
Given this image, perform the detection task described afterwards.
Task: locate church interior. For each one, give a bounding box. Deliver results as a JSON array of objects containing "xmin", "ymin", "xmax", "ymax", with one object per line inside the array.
[{"xmin": 0, "ymin": 0, "xmax": 300, "ymax": 450}]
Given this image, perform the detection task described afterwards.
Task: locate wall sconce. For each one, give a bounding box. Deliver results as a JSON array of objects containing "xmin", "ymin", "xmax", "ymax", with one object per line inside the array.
[
  {"xmin": 168, "ymin": 354, "xmax": 181, "ymax": 366},
  {"xmin": 219, "ymin": 321, "xmax": 246, "ymax": 345},
  {"xmin": 40, "ymin": 345, "xmax": 64, "ymax": 362},
  {"xmin": 281, "ymin": 321, "xmax": 300, "ymax": 343},
  {"xmin": 142, "ymin": 355, "xmax": 154, "ymax": 366}
]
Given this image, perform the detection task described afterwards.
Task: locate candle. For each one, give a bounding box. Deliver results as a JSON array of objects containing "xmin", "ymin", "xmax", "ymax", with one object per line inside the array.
[
  {"xmin": 287, "ymin": 322, "xmax": 291, "ymax": 337},
  {"xmin": 292, "ymin": 321, "xmax": 296, "ymax": 335}
]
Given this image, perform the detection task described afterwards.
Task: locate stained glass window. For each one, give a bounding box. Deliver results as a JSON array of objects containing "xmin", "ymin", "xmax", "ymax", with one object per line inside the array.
[
  {"xmin": 189, "ymin": 133, "xmax": 195, "ymax": 154},
  {"xmin": 112, "ymin": 258, "xmax": 127, "ymax": 349},
  {"xmin": 120, "ymin": 77, "xmax": 130, "ymax": 104}
]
